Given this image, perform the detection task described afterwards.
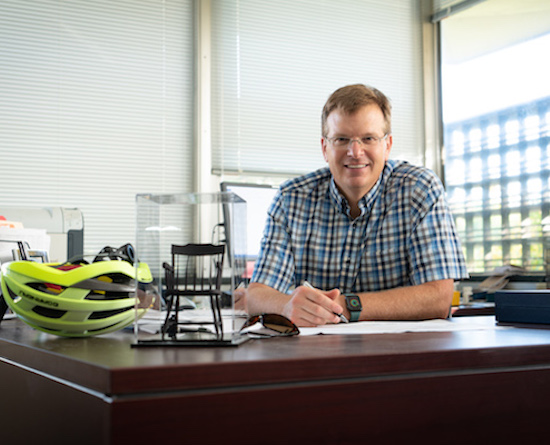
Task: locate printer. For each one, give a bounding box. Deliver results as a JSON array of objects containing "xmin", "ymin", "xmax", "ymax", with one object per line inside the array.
[{"xmin": 0, "ymin": 207, "xmax": 83, "ymax": 263}]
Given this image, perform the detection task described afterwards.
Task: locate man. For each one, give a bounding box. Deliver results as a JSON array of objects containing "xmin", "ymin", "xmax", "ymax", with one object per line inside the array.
[{"xmin": 240, "ymin": 84, "xmax": 468, "ymax": 327}]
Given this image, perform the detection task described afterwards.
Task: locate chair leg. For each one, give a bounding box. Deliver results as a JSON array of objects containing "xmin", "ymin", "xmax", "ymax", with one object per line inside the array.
[
  {"xmin": 211, "ymin": 294, "xmax": 224, "ymax": 339},
  {"xmin": 162, "ymin": 295, "xmax": 178, "ymax": 340}
]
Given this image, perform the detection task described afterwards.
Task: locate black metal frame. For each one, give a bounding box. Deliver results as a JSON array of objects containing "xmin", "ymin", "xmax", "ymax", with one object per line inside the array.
[{"xmin": 161, "ymin": 243, "xmax": 225, "ymax": 341}]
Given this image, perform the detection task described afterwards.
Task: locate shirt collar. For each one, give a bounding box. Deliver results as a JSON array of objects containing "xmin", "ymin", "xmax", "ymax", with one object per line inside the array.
[
  {"xmin": 328, "ymin": 177, "xmax": 348, "ymax": 214},
  {"xmin": 328, "ymin": 161, "xmax": 394, "ymax": 218}
]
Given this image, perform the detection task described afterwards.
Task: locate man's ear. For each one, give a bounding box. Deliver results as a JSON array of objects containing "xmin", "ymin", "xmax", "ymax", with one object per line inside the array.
[
  {"xmin": 384, "ymin": 134, "xmax": 393, "ymax": 161},
  {"xmin": 321, "ymin": 137, "xmax": 328, "ymax": 162}
]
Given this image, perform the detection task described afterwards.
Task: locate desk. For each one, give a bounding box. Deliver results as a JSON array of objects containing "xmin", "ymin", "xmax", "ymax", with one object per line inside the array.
[{"xmin": 2, "ymin": 316, "xmax": 550, "ymax": 444}]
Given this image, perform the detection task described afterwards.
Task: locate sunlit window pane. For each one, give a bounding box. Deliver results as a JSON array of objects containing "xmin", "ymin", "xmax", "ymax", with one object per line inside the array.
[
  {"xmin": 450, "ymin": 186, "xmax": 466, "ymax": 204},
  {"xmin": 487, "ymin": 124, "xmax": 500, "ymax": 149},
  {"xmin": 451, "ymin": 130, "xmax": 465, "ymax": 155},
  {"xmin": 455, "ymin": 216, "xmax": 466, "ymax": 232},
  {"xmin": 486, "ymin": 244, "xmax": 503, "ymax": 267},
  {"xmin": 525, "ymin": 115, "xmax": 540, "ymax": 141},
  {"xmin": 489, "ymin": 184, "xmax": 501, "ymax": 207},
  {"xmin": 469, "ymin": 128, "xmax": 482, "ymax": 151},
  {"xmin": 440, "ymin": 2, "xmax": 550, "ymax": 273},
  {"xmin": 506, "ymin": 181, "xmax": 521, "ymax": 196},
  {"xmin": 509, "ymin": 213, "xmax": 522, "ymax": 236},
  {"xmin": 473, "ymin": 215, "xmax": 483, "ymax": 232},
  {"xmin": 529, "ymin": 243, "xmax": 543, "ymax": 269},
  {"xmin": 490, "ymin": 214, "xmax": 502, "ymax": 238},
  {"xmin": 469, "ymin": 186, "xmax": 483, "ymax": 211},
  {"xmin": 509, "ymin": 244, "xmax": 522, "ymax": 265},
  {"xmin": 469, "ymin": 157, "xmax": 482, "ymax": 181},
  {"xmin": 473, "ymin": 244, "xmax": 484, "ymax": 271},
  {"xmin": 526, "ymin": 178, "xmax": 542, "ymax": 204},
  {"xmin": 505, "ymin": 151, "xmax": 521, "ymax": 176},
  {"xmin": 487, "ymin": 153, "xmax": 501, "ymax": 179},
  {"xmin": 447, "ymin": 160, "xmax": 465, "ymax": 185},
  {"xmin": 525, "ymin": 144, "xmax": 541, "ymax": 173},
  {"xmin": 505, "ymin": 120, "xmax": 520, "ymax": 145}
]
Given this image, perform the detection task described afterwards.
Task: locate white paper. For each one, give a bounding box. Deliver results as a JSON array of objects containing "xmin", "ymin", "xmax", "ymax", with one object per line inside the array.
[
  {"xmin": 298, "ymin": 317, "xmax": 508, "ymax": 336},
  {"xmin": 135, "ymin": 309, "xmax": 247, "ymax": 334}
]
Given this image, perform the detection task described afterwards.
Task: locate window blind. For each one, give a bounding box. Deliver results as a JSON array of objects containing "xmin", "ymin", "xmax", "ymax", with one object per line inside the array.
[
  {"xmin": 210, "ymin": 0, "xmax": 425, "ymax": 177},
  {"xmin": 0, "ymin": 0, "xmax": 194, "ymax": 256}
]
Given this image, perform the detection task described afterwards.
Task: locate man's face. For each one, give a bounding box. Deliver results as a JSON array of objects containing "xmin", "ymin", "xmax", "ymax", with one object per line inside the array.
[{"xmin": 321, "ymin": 104, "xmax": 392, "ymax": 204}]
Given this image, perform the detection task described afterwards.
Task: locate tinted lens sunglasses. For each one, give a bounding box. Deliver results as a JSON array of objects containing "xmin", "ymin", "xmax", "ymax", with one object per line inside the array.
[{"xmin": 239, "ymin": 313, "xmax": 300, "ymax": 337}]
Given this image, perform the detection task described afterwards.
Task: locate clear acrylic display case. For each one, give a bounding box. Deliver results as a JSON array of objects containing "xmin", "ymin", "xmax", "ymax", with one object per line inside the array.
[{"xmin": 133, "ymin": 192, "xmax": 249, "ymax": 346}]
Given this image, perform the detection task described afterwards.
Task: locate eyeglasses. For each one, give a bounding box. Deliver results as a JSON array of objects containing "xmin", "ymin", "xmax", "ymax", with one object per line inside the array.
[
  {"xmin": 239, "ymin": 314, "xmax": 300, "ymax": 338},
  {"xmin": 324, "ymin": 134, "xmax": 388, "ymax": 149}
]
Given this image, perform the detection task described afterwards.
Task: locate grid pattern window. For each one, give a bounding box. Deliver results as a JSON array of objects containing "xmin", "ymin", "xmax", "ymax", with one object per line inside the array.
[
  {"xmin": 439, "ymin": 0, "xmax": 550, "ymax": 274},
  {"xmin": 444, "ymin": 97, "xmax": 550, "ymax": 273}
]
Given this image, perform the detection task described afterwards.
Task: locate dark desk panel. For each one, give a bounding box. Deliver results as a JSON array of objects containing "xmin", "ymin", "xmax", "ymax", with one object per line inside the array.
[
  {"xmin": 2, "ymin": 316, "xmax": 550, "ymax": 444},
  {"xmin": 451, "ymin": 302, "xmax": 495, "ymax": 316}
]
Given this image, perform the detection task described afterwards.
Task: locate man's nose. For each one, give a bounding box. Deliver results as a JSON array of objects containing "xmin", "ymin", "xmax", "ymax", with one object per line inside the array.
[{"xmin": 347, "ymin": 139, "xmax": 363, "ymax": 157}]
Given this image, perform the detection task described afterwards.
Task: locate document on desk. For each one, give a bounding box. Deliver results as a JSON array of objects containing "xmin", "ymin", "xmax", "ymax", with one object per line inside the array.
[
  {"xmin": 135, "ymin": 309, "xmax": 248, "ymax": 334},
  {"xmin": 298, "ymin": 317, "xmax": 510, "ymax": 336},
  {"xmin": 136, "ymin": 311, "xmax": 507, "ymax": 336}
]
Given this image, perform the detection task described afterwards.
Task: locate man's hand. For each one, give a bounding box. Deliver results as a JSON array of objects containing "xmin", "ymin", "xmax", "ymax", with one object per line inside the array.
[
  {"xmin": 245, "ymin": 282, "xmax": 343, "ymax": 327},
  {"xmin": 282, "ymin": 284, "xmax": 343, "ymax": 327},
  {"xmin": 234, "ymin": 286, "xmax": 248, "ymax": 313}
]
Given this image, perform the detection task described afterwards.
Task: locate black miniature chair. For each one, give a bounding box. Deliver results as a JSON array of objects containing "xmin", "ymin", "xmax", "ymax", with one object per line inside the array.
[{"xmin": 161, "ymin": 243, "xmax": 225, "ymax": 340}]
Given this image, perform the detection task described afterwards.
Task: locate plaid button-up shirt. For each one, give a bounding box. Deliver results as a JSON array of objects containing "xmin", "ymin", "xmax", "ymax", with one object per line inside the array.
[{"xmin": 251, "ymin": 160, "xmax": 468, "ymax": 293}]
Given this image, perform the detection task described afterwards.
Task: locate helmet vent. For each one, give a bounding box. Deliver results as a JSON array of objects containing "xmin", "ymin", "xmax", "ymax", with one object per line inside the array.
[
  {"xmin": 88, "ymin": 322, "xmax": 120, "ymax": 333},
  {"xmin": 86, "ymin": 292, "xmax": 131, "ymax": 301},
  {"xmin": 28, "ymin": 283, "xmax": 66, "ymax": 295},
  {"xmin": 32, "ymin": 306, "xmax": 67, "ymax": 319},
  {"xmin": 89, "ymin": 307, "xmax": 130, "ymax": 320}
]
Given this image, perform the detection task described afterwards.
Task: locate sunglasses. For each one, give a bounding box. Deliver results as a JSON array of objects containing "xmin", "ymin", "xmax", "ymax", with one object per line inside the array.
[{"xmin": 239, "ymin": 314, "xmax": 300, "ymax": 337}]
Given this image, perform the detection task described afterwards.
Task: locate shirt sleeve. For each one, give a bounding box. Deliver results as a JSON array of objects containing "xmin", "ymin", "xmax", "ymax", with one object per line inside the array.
[
  {"xmin": 408, "ymin": 173, "xmax": 469, "ymax": 284},
  {"xmin": 251, "ymin": 191, "xmax": 296, "ymax": 293}
]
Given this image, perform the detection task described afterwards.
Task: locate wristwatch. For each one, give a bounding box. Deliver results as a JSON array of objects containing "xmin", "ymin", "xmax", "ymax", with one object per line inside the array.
[{"xmin": 344, "ymin": 293, "xmax": 362, "ymax": 322}]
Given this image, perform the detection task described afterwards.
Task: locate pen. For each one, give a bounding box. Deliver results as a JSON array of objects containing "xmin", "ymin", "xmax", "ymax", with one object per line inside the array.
[{"xmin": 302, "ymin": 281, "xmax": 349, "ymax": 323}]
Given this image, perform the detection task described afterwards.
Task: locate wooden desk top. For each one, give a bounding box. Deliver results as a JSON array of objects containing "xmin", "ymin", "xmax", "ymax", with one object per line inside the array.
[{"xmin": 2, "ymin": 316, "xmax": 550, "ymax": 397}]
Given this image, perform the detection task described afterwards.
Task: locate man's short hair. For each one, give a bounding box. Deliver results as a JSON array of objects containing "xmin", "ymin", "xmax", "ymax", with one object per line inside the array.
[{"xmin": 322, "ymin": 84, "xmax": 392, "ymax": 136}]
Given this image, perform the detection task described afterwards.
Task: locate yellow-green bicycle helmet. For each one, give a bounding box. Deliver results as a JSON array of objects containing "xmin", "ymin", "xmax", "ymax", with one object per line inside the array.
[{"xmin": 0, "ymin": 244, "xmax": 156, "ymax": 337}]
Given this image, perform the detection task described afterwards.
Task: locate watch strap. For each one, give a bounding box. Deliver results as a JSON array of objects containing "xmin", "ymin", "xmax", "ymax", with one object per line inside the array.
[{"xmin": 344, "ymin": 293, "xmax": 362, "ymax": 322}]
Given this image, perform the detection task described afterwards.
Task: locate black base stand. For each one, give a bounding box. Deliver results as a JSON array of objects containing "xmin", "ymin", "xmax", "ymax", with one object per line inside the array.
[{"xmin": 132, "ymin": 332, "xmax": 249, "ymax": 348}]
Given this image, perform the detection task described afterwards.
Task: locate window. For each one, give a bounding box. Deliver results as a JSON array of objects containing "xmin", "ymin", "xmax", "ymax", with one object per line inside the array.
[
  {"xmin": 210, "ymin": 0, "xmax": 425, "ymax": 177},
  {"xmin": 0, "ymin": 0, "xmax": 194, "ymax": 256},
  {"xmin": 438, "ymin": 0, "xmax": 550, "ymax": 273}
]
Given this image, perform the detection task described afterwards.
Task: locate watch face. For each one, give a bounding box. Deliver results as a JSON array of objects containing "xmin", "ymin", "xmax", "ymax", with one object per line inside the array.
[{"xmin": 346, "ymin": 295, "xmax": 362, "ymax": 311}]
